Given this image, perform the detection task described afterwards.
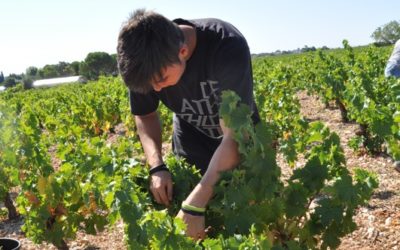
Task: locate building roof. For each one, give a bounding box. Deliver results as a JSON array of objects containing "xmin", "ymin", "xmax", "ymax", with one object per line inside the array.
[{"xmin": 33, "ymin": 76, "xmax": 85, "ymax": 88}]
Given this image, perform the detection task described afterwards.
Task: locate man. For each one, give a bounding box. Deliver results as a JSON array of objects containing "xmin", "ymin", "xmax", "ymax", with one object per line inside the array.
[
  {"xmin": 385, "ymin": 39, "xmax": 400, "ymax": 78},
  {"xmin": 384, "ymin": 39, "xmax": 400, "ymax": 172},
  {"xmin": 117, "ymin": 9, "xmax": 259, "ymax": 239}
]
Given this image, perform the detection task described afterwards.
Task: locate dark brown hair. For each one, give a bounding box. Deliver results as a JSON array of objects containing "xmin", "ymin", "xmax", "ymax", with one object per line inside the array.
[{"xmin": 117, "ymin": 9, "xmax": 184, "ymax": 93}]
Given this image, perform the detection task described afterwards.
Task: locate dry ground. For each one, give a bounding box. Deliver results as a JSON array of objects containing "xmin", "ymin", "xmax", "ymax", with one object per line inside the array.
[{"xmin": 1, "ymin": 92, "xmax": 399, "ymax": 249}]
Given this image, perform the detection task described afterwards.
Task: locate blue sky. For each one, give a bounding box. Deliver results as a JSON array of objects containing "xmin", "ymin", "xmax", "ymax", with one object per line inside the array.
[{"xmin": 1, "ymin": 0, "xmax": 399, "ymax": 76}]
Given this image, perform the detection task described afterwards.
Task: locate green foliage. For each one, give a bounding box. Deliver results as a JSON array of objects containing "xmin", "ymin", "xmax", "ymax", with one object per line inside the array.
[
  {"xmin": 348, "ymin": 136, "xmax": 363, "ymax": 152},
  {"xmin": 290, "ymin": 41, "xmax": 399, "ymax": 159},
  {"xmin": 80, "ymin": 52, "xmax": 117, "ymax": 80},
  {"xmin": 0, "ymin": 103, "xmax": 20, "ymax": 204},
  {"xmin": 0, "ymin": 42, "xmax": 389, "ymax": 249},
  {"xmin": 26, "ymin": 66, "xmax": 38, "ymax": 77},
  {"xmin": 38, "ymin": 62, "xmax": 76, "ymax": 79},
  {"xmin": 70, "ymin": 61, "xmax": 81, "ymax": 75},
  {"xmin": 213, "ymin": 91, "xmax": 378, "ymax": 249},
  {"xmin": 165, "ymin": 156, "xmax": 202, "ymax": 214},
  {"xmin": 110, "ymin": 156, "xmax": 200, "ymax": 250},
  {"xmin": 371, "ymin": 20, "xmax": 400, "ymax": 44},
  {"xmin": 3, "ymin": 77, "xmax": 16, "ymax": 88},
  {"xmin": 39, "ymin": 64, "xmax": 59, "ymax": 78},
  {"xmin": 23, "ymin": 77, "xmax": 34, "ymax": 89}
]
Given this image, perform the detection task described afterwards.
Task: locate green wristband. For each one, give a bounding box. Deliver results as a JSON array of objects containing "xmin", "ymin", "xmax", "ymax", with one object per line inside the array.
[{"xmin": 181, "ymin": 202, "xmax": 206, "ymax": 213}]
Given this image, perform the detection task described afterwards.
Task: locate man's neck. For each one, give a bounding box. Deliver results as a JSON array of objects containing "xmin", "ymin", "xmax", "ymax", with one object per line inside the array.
[{"xmin": 179, "ymin": 25, "xmax": 197, "ymax": 61}]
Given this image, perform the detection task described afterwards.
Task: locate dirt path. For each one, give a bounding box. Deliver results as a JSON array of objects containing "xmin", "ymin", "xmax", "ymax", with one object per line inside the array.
[{"xmin": 1, "ymin": 92, "xmax": 399, "ymax": 249}]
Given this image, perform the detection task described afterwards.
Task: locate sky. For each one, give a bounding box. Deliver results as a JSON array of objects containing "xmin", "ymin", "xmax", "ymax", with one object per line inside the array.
[{"xmin": 1, "ymin": 0, "xmax": 399, "ymax": 76}]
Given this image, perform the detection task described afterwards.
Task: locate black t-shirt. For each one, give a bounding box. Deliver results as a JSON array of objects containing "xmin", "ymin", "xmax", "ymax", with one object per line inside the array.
[{"xmin": 129, "ymin": 18, "xmax": 259, "ymax": 139}]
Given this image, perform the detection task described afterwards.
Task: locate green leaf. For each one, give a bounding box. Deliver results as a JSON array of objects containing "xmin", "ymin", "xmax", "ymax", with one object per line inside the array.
[
  {"xmin": 314, "ymin": 198, "xmax": 343, "ymax": 227},
  {"xmin": 283, "ymin": 183, "xmax": 308, "ymax": 218},
  {"xmin": 333, "ymin": 175, "xmax": 357, "ymax": 203},
  {"xmin": 393, "ymin": 111, "xmax": 400, "ymax": 123},
  {"xmin": 37, "ymin": 176, "xmax": 47, "ymax": 195},
  {"xmin": 321, "ymin": 223, "xmax": 341, "ymax": 249},
  {"xmin": 202, "ymin": 238, "xmax": 223, "ymax": 250},
  {"xmin": 291, "ymin": 156, "xmax": 328, "ymax": 192}
]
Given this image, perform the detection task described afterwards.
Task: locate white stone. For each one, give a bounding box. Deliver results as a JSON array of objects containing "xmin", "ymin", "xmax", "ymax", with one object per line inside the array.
[
  {"xmin": 385, "ymin": 217, "xmax": 392, "ymax": 226},
  {"xmin": 368, "ymin": 215, "xmax": 375, "ymax": 223}
]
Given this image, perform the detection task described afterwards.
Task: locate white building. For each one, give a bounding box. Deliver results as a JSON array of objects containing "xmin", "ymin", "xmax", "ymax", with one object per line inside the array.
[{"xmin": 32, "ymin": 76, "xmax": 86, "ymax": 88}]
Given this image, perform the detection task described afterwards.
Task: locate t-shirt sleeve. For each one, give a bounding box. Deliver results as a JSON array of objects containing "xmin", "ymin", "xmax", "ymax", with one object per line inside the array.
[
  {"xmin": 129, "ymin": 90, "xmax": 160, "ymax": 115},
  {"xmin": 214, "ymin": 37, "xmax": 254, "ymax": 107}
]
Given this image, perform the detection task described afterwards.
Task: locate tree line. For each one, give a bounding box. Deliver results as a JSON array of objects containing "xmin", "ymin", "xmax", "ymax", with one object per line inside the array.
[
  {"xmin": 0, "ymin": 51, "xmax": 118, "ymax": 89},
  {"xmin": 254, "ymin": 20, "xmax": 400, "ymax": 58}
]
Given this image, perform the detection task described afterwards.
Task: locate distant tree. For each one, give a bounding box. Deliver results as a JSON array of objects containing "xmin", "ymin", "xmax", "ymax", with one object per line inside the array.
[
  {"xmin": 38, "ymin": 69, "xmax": 44, "ymax": 78},
  {"xmin": 4, "ymin": 77, "xmax": 16, "ymax": 88},
  {"xmin": 26, "ymin": 66, "xmax": 38, "ymax": 77},
  {"xmin": 57, "ymin": 61, "xmax": 69, "ymax": 76},
  {"xmin": 23, "ymin": 77, "xmax": 34, "ymax": 89},
  {"xmin": 371, "ymin": 20, "xmax": 400, "ymax": 45},
  {"xmin": 0, "ymin": 72, "xmax": 4, "ymax": 83},
  {"xmin": 111, "ymin": 54, "xmax": 119, "ymax": 76},
  {"xmin": 36, "ymin": 62, "xmax": 75, "ymax": 79},
  {"xmin": 301, "ymin": 45, "xmax": 316, "ymax": 53},
  {"xmin": 80, "ymin": 52, "xmax": 117, "ymax": 80},
  {"xmin": 70, "ymin": 61, "xmax": 80, "ymax": 75},
  {"xmin": 57, "ymin": 61, "xmax": 74, "ymax": 76},
  {"xmin": 40, "ymin": 64, "xmax": 59, "ymax": 78},
  {"xmin": 321, "ymin": 46, "xmax": 329, "ymax": 50},
  {"xmin": 79, "ymin": 62, "xmax": 90, "ymax": 79},
  {"xmin": 8, "ymin": 73, "xmax": 23, "ymax": 80}
]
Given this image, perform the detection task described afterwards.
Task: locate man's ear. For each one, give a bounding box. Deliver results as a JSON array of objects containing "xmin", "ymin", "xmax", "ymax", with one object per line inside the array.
[{"xmin": 179, "ymin": 44, "xmax": 189, "ymax": 59}]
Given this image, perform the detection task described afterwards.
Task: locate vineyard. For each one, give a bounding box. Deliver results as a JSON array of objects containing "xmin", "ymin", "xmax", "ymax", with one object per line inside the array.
[{"xmin": 0, "ymin": 41, "xmax": 399, "ymax": 249}]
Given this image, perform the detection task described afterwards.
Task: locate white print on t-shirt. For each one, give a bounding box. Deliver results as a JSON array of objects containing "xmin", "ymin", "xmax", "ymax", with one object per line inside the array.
[{"xmin": 176, "ymin": 80, "xmax": 223, "ymax": 139}]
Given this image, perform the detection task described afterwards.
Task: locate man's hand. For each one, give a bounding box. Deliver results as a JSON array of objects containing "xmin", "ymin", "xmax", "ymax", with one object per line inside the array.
[
  {"xmin": 176, "ymin": 210, "xmax": 205, "ymax": 240},
  {"xmin": 150, "ymin": 170, "xmax": 173, "ymax": 206}
]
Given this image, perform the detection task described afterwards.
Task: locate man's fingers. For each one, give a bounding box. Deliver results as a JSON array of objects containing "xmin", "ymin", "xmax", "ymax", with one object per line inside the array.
[
  {"xmin": 158, "ymin": 187, "xmax": 170, "ymax": 206},
  {"xmin": 151, "ymin": 186, "xmax": 168, "ymax": 206},
  {"xmin": 191, "ymin": 231, "xmax": 205, "ymax": 240},
  {"xmin": 167, "ymin": 180, "xmax": 173, "ymax": 201},
  {"xmin": 150, "ymin": 172, "xmax": 172, "ymax": 206},
  {"xmin": 199, "ymin": 232, "xmax": 206, "ymax": 240},
  {"xmin": 151, "ymin": 189, "xmax": 162, "ymax": 204}
]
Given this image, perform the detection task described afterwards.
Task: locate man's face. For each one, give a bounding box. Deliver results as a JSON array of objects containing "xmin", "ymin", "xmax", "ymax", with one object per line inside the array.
[
  {"xmin": 151, "ymin": 45, "xmax": 188, "ymax": 92},
  {"xmin": 151, "ymin": 61, "xmax": 186, "ymax": 92}
]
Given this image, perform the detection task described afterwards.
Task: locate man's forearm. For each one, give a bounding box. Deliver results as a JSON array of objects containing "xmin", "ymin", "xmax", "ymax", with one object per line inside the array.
[
  {"xmin": 135, "ymin": 112, "xmax": 164, "ymax": 167},
  {"xmin": 184, "ymin": 129, "xmax": 240, "ymax": 207},
  {"xmin": 201, "ymin": 134, "xmax": 239, "ymax": 187}
]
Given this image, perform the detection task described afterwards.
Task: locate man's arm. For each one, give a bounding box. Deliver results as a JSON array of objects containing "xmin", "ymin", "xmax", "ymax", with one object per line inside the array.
[
  {"xmin": 184, "ymin": 119, "xmax": 239, "ymax": 207},
  {"xmin": 135, "ymin": 111, "xmax": 163, "ymax": 167},
  {"xmin": 135, "ymin": 111, "xmax": 173, "ymax": 206},
  {"xmin": 176, "ymin": 119, "xmax": 239, "ymax": 239}
]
